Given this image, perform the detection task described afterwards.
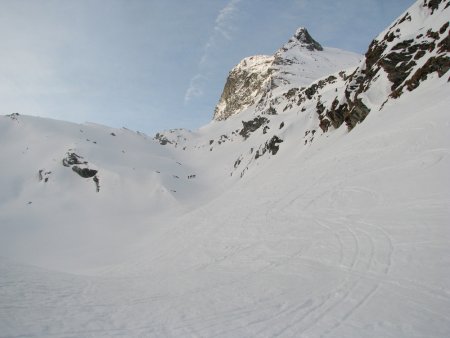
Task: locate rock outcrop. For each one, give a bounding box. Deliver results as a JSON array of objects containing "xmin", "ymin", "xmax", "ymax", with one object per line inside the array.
[{"xmin": 213, "ymin": 55, "xmax": 274, "ymax": 121}]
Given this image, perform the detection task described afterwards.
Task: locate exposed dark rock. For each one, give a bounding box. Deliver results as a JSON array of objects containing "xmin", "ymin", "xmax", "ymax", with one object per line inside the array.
[
  {"xmin": 424, "ymin": 0, "xmax": 444, "ymax": 14},
  {"xmin": 365, "ymin": 39, "xmax": 387, "ymax": 69},
  {"xmin": 414, "ymin": 50, "xmax": 427, "ymax": 60},
  {"xmin": 438, "ymin": 33, "xmax": 450, "ymax": 53},
  {"xmin": 305, "ymin": 84, "xmax": 318, "ymax": 100},
  {"xmin": 316, "ymin": 100, "xmax": 325, "ymax": 115},
  {"xmin": 279, "ymin": 122, "xmax": 285, "ymax": 129},
  {"xmin": 239, "ymin": 116, "xmax": 269, "ymax": 139},
  {"xmin": 385, "ymin": 32, "xmax": 397, "ymax": 43},
  {"xmin": 292, "ymin": 28, "xmax": 323, "ymax": 51},
  {"xmin": 234, "ymin": 157, "xmax": 242, "ymax": 168},
  {"xmin": 72, "ymin": 166, "xmax": 98, "ymax": 178},
  {"xmin": 265, "ymin": 106, "xmax": 277, "ymax": 115},
  {"xmin": 392, "ymin": 39, "xmax": 414, "ymax": 50},
  {"xmin": 62, "ymin": 152, "xmax": 86, "ymax": 167},
  {"xmin": 266, "ymin": 135, "xmax": 283, "ymax": 155},
  {"xmin": 284, "ymin": 88, "xmax": 299, "ymax": 100},
  {"xmin": 7, "ymin": 113, "xmax": 20, "ymax": 120},
  {"xmin": 253, "ymin": 135, "xmax": 283, "ymax": 162},
  {"xmin": 317, "ymin": 76, "xmax": 337, "ymax": 89},
  {"xmin": 38, "ymin": 169, "xmax": 51, "ymax": 183},
  {"xmin": 302, "ymin": 77, "xmax": 337, "ymax": 103},
  {"xmin": 405, "ymin": 55, "xmax": 450, "ymax": 91},
  {"xmin": 379, "ymin": 51, "xmax": 416, "ymax": 90},
  {"xmin": 427, "ymin": 29, "xmax": 440, "ymax": 40},
  {"xmin": 326, "ymin": 100, "xmax": 349, "ymax": 129},
  {"xmin": 319, "ymin": 118, "xmax": 331, "ymax": 132},
  {"xmin": 423, "ymin": 40, "xmax": 436, "ymax": 52},
  {"xmin": 345, "ymin": 99, "xmax": 370, "ymax": 130},
  {"xmin": 93, "ymin": 176, "xmax": 100, "ymax": 192},
  {"xmin": 339, "ymin": 71, "xmax": 350, "ymax": 81},
  {"xmin": 154, "ymin": 133, "xmax": 172, "ymax": 145},
  {"xmin": 440, "ymin": 22, "xmax": 449, "ymax": 34},
  {"xmin": 398, "ymin": 12, "xmax": 412, "ymax": 24}
]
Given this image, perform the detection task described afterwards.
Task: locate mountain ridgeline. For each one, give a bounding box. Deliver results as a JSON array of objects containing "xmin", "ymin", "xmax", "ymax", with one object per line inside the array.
[
  {"xmin": 156, "ymin": 0, "xmax": 449, "ymax": 178},
  {"xmin": 213, "ymin": 1, "xmax": 449, "ymax": 130}
]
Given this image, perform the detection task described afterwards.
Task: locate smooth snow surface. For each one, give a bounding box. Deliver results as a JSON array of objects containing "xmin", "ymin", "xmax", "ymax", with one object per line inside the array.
[
  {"xmin": 1, "ymin": 81, "xmax": 449, "ymax": 338},
  {"xmin": 1, "ymin": 1, "xmax": 449, "ymax": 337}
]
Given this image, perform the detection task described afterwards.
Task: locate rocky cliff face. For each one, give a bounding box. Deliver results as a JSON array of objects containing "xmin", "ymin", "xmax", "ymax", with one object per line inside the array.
[
  {"xmin": 214, "ymin": 1, "xmax": 449, "ymax": 132},
  {"xmin": 213, "ymin": 55, "xmax": 274, "ymax": 121},
  {"xmin": 266, "ymin": 0, "xmax": 450, "ymax": 132},
  {"xmin": 213, "ymin": 28, "xmax": 361, "ymax": 121}
]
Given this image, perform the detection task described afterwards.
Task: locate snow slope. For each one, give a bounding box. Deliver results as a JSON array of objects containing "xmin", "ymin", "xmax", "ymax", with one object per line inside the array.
[{"xmin": 0, "ymin": 0, "xmax": 449, "ymax": 337}]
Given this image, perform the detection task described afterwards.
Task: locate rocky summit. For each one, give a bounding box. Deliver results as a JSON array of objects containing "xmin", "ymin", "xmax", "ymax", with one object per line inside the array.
[{"xmin": 213, "ymin": 28, "xmax": 361, "ymax": 121}]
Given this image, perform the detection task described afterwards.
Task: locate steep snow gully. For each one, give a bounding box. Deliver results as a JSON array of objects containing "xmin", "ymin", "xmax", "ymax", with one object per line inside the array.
[{"xmin": 1, "ymin": 1, "xmax": 450, "ymax": 337}]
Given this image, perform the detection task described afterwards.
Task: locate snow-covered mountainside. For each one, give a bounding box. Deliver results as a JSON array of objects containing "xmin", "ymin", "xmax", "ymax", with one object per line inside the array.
[
  {"xmin": 1, "ymin": 1, "xmax": 449, "ymax": 337},
  {"xmin": 213, "ymin": 27, "xmax": 361, "ymax": 121}
]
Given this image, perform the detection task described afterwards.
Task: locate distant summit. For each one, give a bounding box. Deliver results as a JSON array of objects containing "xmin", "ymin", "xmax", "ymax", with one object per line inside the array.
[
  {"xmin": 213, "ymin": 27, "xmax": 360, "ymax": 121},
  {"xmin": 291, "ymin": 27, "xmax": 323, "ymax": 51}
]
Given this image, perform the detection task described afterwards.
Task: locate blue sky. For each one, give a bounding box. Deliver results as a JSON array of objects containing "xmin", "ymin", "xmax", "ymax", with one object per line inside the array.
[{"xmin": 0, "ymin": 0, "xmax": 415, "ymax": 135}]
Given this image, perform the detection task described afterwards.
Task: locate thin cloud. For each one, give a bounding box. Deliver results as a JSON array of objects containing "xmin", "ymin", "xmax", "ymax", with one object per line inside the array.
[
  {"xmin": 184, "ymin": 0, "xmax": 242, "ymax": 104},
  {"xmin": 184, "ymin": 74, "xmax": 206, "ymax": 102},
  {"xmin": 214, "ymin": 0, "xmax": 241, "ymax": 40}
]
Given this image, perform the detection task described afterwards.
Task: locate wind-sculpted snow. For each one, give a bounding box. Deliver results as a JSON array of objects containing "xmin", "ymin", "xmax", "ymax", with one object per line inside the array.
[{"xmin": 0, "ymin": 1, "xmax": 449, "ymax": 337}]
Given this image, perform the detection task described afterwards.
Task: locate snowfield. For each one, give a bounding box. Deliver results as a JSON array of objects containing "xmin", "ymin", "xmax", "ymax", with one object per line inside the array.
[{"xmin": 1, "ymin": 0, "xmax": 449, "ymax": 337}]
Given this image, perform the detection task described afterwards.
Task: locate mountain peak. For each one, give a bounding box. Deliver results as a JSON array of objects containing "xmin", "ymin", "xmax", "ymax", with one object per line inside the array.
[
  {"xmin": 212, "ymin": 26, "xmax": 360, "ymax": 121},
  {"xmin": 291, "ymin": 27, "xmax": 323, "ymax": 51}
]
